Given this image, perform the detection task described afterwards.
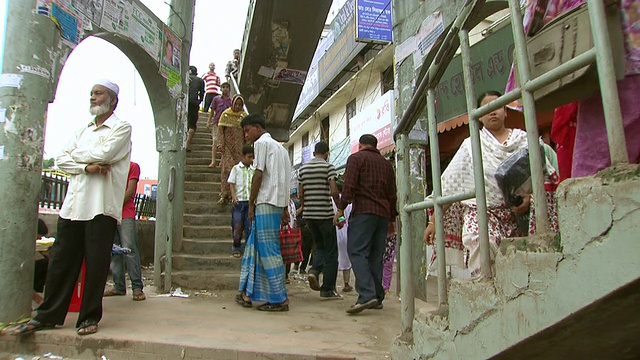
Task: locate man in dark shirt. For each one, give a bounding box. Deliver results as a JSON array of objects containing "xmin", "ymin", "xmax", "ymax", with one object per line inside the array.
[
  {"xmin": 334, "ymin": 134, "xmax": 397, "ymax": 314},
  {"xmin": 186, "ymin": 65, "xmax": 204, "ymax": 151}
]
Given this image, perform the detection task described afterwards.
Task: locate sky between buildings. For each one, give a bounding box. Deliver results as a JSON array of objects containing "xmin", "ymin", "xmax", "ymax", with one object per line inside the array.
[{"xmin": 44, "ymin": 0, "xmax": 346, "ymax": 180}]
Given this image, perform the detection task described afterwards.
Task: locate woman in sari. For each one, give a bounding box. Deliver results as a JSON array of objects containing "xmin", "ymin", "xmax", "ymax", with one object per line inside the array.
[
  {"xmin": 217, "ymin": 94, "xmax": 247, "ymax": 204},
  {"xmin": 424, "ymin": 91, "xmax": 558, "ymax": 278}
]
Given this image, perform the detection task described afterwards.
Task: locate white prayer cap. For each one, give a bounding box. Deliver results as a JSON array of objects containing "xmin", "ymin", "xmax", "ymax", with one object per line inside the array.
[{"xmin": 94, "ymin": 79, "xmax": 119, "ymax": 96}]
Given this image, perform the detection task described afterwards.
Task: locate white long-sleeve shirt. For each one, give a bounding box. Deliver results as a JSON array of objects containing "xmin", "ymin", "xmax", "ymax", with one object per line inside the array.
[{"xmin": 56, "ymin": 114, "xmax": 131, "ymax": 223}]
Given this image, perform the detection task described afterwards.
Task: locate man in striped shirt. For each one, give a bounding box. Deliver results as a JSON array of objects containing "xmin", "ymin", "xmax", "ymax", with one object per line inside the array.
[
  {"xmin": 298, "ymin": 141, "xmax": 342, "ymax": 300},
  {"xmin": 202, "ymin": 62, "xmax": 220, "ymax": 113}
]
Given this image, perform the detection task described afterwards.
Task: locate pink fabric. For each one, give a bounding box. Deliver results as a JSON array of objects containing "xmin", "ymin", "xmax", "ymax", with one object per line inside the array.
[
  {"xmin": 551, "ymin": 103, "xmax": 578, "ymax": 182},
  {"xmin": 573, "ymin": 74, "xmax": 640, "ymax": 176},
  {"xmin": 382, "ymin": 233, "xmax": 396, "ymax": 292}
]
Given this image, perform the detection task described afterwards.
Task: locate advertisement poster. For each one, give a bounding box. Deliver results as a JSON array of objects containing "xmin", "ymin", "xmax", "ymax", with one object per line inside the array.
[
  {"xmin": 51, "ymin": 2, "xmax": 81, "ymax": 46},
  {"xmin": 159, "ymin": 25, "xmax": 181, "ymax": 77},
  {"xmin": 100, "ymin": 0, "xmax": 131, "ymax": 34},
  {"xmin": 69, "ymin": 0, "xmax": 104, "ymax": 25},
  {"xmin": 349, "ymin": 90, "xmax": 394, "ymax": 153},
  {"xmin": 355, "ymin": 0, "xmax": 392, "ymax": 43},
  {"xmin": 128, "ymin": 3, "xmax": 161, "ymax": 61},
  {"xmin": 273, "ymin": 67, "xmax": 307, "ymax": 85}
]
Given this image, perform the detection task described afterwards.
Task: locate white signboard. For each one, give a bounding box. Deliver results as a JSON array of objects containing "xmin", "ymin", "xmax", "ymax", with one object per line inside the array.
[{"xmin": 349, "ymin": 90, "xmax": 394, "ymax": 153}]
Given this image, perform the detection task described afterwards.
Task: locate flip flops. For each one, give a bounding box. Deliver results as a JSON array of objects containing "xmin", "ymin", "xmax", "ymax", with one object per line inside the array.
[
  {"xmin": 257, "ymin": 303, "xmax": 289, "ymax": 312},
  {"xmin": 77, "ymin": 320, "xmax": 98, "ymax": 336},
  {"xmin": 235, "ymin": 294, "xmax": 252, "ymax": 308},
  {"xmin": 10, "ymin": 319, "xmax": 55, "ymax": 336}
]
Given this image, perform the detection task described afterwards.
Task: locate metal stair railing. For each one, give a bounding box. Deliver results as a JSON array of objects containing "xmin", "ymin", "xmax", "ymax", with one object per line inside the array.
[{"xmin": 395, "ymin": 0, "xmax": 629, "ymax": 337}]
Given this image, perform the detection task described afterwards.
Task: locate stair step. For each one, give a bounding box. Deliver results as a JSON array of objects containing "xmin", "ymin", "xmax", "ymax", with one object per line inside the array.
[
  {"xmin": 172, "ymin": 253, "xmax": 242, "ymax": 271},
  {"xmin": 188, "ymin": 145, "xmax": 213, "ymax": 152},
  {"xmin": 170, "ymin": 270, "xmax": 240, "ymax": 291},
  {"xmin": 182, "ymin": 238, "xmax": 233, "ymax": 254},
  {"xmin": 185, "ymin": 172, "xmax": 221, "ymax": 183},
  {"xmin": 189, "ymin": 136, "xmax": 213, "ymax": 144},
  {"xmin": 183, "ymin": 214, "xmax": 229, "ymax": 226},
  {"xmin": 184, "ymin": 181, "xmax": 221, "ymax": 192},
  {"xmin": 185, "ymin": 164, "xmax": 221, "ymax": 174},
  {"xmin": 186, "ymin": 157, "xmax": 218, "ymax": 166},
  {"xmin": 183, "ymin": 225, "xmax": 232, "ymax": 239},
  {"xmin": 184, "ymin": 191, "xmax": 222, "ymax": 202},
  {"xmin": 186, "ymin": 150, "xmax": 211, "ymax": 159},
  {"xmin": 184, "ymin": 201, "xmax": 231, "ymax": 214}
]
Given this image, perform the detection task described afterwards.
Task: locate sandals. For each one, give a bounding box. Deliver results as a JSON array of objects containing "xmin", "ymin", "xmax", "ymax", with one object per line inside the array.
[
  {"xmin": 10, "ymin": 319, "xmax": 55, "ymax": 336},
  {"xmin": 232, "ymin": 251, "xmax": 242, "ymax": 259},
  {"xmin": 132, "ymin": 289, "xmax": 146, "ymax": 301},
  {"xmin": 103, "ymin": 288, "xmax": 125, "ymax": 297},
  {"xmin": 235, "ymin": 294, "xmax": 252, "ymax": 308},
  {"xmin": 257, "ymin": 303, "xmax": 289, "ymax": 312},
  {"xmin": 77, "ymin": 320, "xmax": 98, "ymax": 336}
]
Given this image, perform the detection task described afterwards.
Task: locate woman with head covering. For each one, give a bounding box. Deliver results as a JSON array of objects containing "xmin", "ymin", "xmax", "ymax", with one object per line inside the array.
[
  {"xmin": 423, "ymin": 91, "xmax": 559, "ymax": 278},
  {"xmin": 217, "ymin": 94, "xmax": 247, "ymax": 204}
]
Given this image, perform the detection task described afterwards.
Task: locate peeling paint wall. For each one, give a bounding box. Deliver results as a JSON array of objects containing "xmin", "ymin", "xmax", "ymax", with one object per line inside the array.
[{"xmin": 391, "ymin": 165, "xmax": 640, "ymax": 359}]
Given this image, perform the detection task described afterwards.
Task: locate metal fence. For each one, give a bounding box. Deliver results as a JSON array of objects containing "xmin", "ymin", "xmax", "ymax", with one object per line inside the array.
[
  {"xmin": 394, "ymin": 0, "xmax": 628, "ymax": 337},
  {"xmin": 39, "ymin": 172, "xmax": 156, "ymax": 219},
  {"xmin": 40, "ymin": 171, "xmax": 68, "ymax": 209}
]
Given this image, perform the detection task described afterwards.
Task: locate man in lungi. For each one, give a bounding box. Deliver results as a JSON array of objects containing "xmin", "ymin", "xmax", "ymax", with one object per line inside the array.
[{"xmin": 236, "ymin": 114, "xmax": 291, "ymax": 311}]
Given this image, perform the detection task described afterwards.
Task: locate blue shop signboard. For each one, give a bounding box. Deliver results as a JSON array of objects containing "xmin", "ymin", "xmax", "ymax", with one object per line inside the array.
[{"xmin": 355, "ymin": 0, "xmax": 392, "ymax": 43}]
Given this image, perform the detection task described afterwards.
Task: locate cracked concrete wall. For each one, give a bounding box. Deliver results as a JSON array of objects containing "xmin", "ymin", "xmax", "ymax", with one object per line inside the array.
[{"xmin": 391, "ymin": 164, "xmax": 640, "ymax": 359}]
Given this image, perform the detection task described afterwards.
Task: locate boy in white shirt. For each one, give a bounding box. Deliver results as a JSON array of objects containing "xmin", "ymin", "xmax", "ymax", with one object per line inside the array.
[{"xmin": 228, "ymin": 145, "xmax": 255, "ymax": 257}]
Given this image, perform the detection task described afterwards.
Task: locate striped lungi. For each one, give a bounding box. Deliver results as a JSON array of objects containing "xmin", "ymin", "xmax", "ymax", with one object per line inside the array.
[{"xmin": 238, "ymin": 203, "xmax": 287, "ymax": 304}]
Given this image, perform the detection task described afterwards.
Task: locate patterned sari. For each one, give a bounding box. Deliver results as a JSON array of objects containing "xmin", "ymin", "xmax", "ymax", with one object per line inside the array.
[
  {"xmin": 217, "ymin": 94, "xmax": 246, "ymax": 201},
  {"xmin": 427, "ymin": 128, "xmax": 558, "ymax": 277}
]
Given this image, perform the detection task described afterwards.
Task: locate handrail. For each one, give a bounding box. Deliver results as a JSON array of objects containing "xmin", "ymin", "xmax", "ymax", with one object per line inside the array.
[{"xmin": 397, "ymin": 0, "xmax": 630, "ymax": 338}]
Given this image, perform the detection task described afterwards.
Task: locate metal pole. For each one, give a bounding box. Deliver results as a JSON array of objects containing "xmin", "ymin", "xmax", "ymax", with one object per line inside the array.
[
  {"xmin": 0, "ymin": 0, "xmax": 59, "ymax": 322},
  {"xmin": 396, "ymin": 134, "xmax": 414, "ymax": 337},
  {"xmin": 426, "ymin": 89, "xmax": 447, "ymax": 305},
  {"xmin": 507, "ymin": 0, "xmax": 550, "ymax": 234},
  {"xmin": 586, "ymin": 0, "xmax": 628, "ymax": 164},
  {"xmin": 459, "ymin": 29, "xmax": 492, "ymax": 278}
]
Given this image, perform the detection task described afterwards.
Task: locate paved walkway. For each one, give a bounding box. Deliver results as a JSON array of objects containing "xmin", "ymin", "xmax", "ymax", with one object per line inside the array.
[{"xmin": 1, "ymin": 272, "xmax": 438, "ymax": 360}]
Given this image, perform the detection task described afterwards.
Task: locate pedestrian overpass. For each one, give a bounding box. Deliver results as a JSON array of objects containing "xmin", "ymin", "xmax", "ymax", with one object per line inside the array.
[{"xmin": 236, "ymin": 0, "xmax": 333, "ymax": 141}]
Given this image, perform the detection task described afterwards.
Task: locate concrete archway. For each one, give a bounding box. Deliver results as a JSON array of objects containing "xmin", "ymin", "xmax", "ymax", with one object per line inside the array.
[{"xmin": 0, "ymin": 0, "xmax": 192, "ymax": 321}]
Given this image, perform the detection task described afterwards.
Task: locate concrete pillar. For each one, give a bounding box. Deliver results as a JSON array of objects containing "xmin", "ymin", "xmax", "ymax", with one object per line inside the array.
[
  {"xmin": 153, "ymin": 0, "xmax": 193, "ymax": 292},
  {"xmin": 0, "ymin": 0, "xmax": 60, "ymax": 322}
]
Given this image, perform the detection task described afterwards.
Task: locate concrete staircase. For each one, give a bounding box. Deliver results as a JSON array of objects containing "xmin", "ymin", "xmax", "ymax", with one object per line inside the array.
[{"xmin": 171, "ymin": 112, "xmax": 241, "ymax": 291}]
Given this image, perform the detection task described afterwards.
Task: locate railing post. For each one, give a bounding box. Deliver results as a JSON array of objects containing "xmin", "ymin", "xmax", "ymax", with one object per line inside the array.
[
  {"xmin": 586, "ymin": 0, "xmax": 628, "ymax": 165},
  {"xmin": 426, "ymin": 88, "xmax": 448, "ymax": 305},
  {"xmin": 459, "ymin": 29, "xmax": 493, "ymax": 278},
  {"xmin": 507, "ymin": 0, "xmax": 550, "ymax": 234},
  {"xmin": 396, "ymin": 134, "xmax": 415, "ymax": 338}
]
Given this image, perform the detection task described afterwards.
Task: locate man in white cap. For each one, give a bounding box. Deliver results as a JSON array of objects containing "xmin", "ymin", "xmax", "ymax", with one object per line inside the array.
[{"xmin": 12, "ymin": 80, "xmax": 131, "ymax": 337}]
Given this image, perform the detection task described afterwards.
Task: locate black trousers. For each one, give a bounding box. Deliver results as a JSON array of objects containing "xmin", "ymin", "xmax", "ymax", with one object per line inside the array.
[
  {"xmin": 35, "ymin": 215, "xmax": 116, "ymax": 327},
  {"xmin": 300, "ymin": 225, "xmax": 314, "ymax": 271},
  {"xmin": 203, "ymin": 93, "xmax": 217, "ymax": 112}
]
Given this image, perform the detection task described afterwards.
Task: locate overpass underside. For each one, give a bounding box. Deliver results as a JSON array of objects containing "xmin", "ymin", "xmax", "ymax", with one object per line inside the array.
[{"xmin": 238, "ymin": 0, "xmax": 332, "ymax": 142}]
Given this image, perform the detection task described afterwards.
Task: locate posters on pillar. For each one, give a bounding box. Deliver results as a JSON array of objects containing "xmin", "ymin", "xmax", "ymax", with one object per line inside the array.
[
  {"xmin": 68, "ymin": 0, "xmax": 104, "ymax": 26},
  {"xmin": 413, "ymin": 12, "xmax": 444, "ymax": 70},
  {"xmin": 100, "ymin": 0, "xmax": 131, "ymax": 33},
  {"xmin": 349, "ymin": 90, "xmax": 394, "ymax": 154},
  {"xmin": 160, "ymin": 25, "xmax": 182, "ymax": 95},
  {"xmin": 355, "ymin": 0, "xmax": 392, "ymax": 43},
  {"xmin": 51, "ymin": 2, "xmax": 82, "ymax": 47},
  {"xmin": 273, "ymin": 67, "xmax": 307, "ymax": 85},
  {"xmin": 127, "ymin": 3, "xmax": 161, "ymax": 61}
]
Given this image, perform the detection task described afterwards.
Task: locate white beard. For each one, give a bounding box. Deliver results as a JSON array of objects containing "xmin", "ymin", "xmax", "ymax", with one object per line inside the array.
[{"xmin": 90, "ymin": 101, "xmax": 111, "ymax": 116}]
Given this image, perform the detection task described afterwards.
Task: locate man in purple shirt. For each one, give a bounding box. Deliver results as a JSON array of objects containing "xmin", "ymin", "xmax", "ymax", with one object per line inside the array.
[
  {"xmin": 206, "ymin": 82, "xmax": 232, "ymax": 167},
  {"xmin": 334, "ymin": 134, "xmax": 397, "ymax": 314}
]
